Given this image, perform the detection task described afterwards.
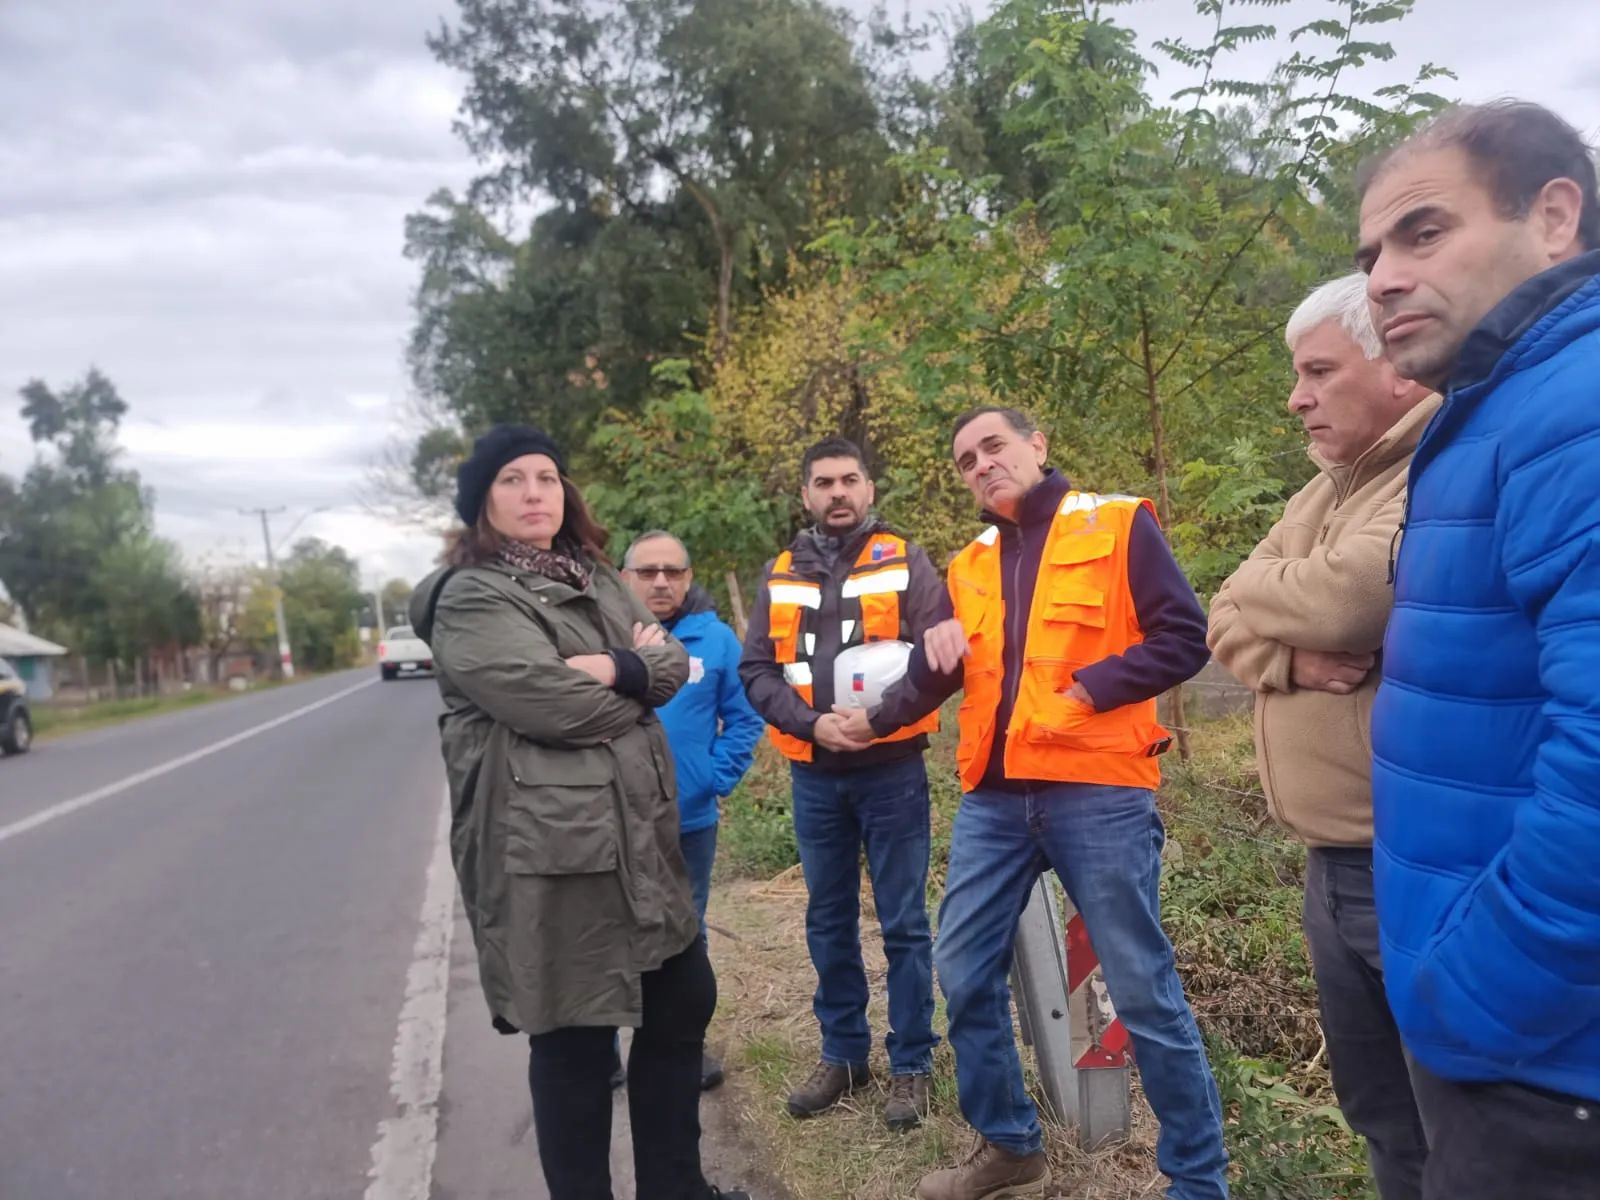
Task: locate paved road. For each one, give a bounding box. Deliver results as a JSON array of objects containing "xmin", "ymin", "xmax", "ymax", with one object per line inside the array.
[{"xmin": 0, "ymin": 669, "xmax": 698, "ymax": 1200}]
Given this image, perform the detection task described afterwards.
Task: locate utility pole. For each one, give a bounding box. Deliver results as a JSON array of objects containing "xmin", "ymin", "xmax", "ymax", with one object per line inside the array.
[{"xmin": 242, "ymin": 507, "xmax": 294, "ymax": 680}]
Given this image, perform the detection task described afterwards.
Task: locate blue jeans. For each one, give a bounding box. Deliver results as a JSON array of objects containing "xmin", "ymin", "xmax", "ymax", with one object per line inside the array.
[
  {"xmin": 679, "ymin": 823, "xmax": 718, "ymax": 937},
  {"xmin": 936, "ymin": 784, "xmax": 1228, "ymax": 1199},
  {"xmin": 789, "ymin": 757, "xmax": 938, "ymax": 1076}
]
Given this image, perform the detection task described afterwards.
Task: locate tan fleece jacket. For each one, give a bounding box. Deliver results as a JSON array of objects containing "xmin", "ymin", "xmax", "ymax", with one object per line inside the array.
[{"xmin": 1207, "ymin": 395, "xmax": 1440, "ymax": 847}]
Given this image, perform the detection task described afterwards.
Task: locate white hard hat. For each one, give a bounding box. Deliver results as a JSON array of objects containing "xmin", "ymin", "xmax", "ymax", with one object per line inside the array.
[{"xmin": 833, "ymin": 640, "xmax": 913, "ymax": 710}]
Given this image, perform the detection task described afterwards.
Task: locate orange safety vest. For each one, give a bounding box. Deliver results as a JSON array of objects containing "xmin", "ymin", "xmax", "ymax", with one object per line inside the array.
[
  {"xmin": 764, "ymin": 532, "xmax": 940, "ymax": 763},
  {"xmin": 949, "ymin": 491, "xmax": 1173, "ymax": 792}
]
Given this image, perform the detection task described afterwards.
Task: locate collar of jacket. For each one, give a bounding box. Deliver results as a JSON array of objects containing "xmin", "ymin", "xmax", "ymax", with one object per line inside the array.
[
  {"xmin": 981, "ymin": 467, "xmax": 1072, "ymax": 529},
  {"xmin": 1450, "ymin": 250, "xmax": 1600, "ymax": 391},
  {"xmin": 665, "ymin": 584, "xmax": 716, "ymax": 630},
  {"xmin": 788, "ymin": 515, "xmax": 889, "ymax": 574},
  {"xmin": 1312, "ymin": 392, "xmax": 1443, "ymax": 501},
  {"xmin": 475, "ymin": 557, "xmax": 589, "ymax": 601}
]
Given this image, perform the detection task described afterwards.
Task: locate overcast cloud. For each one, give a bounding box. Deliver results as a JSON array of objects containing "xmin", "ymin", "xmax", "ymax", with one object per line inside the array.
[{"xmin": 1, "ymin": 0, "xmax": 1596, "ymax": 590}]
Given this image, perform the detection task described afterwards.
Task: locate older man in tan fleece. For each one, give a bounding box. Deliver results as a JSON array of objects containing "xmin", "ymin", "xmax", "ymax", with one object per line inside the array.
[{"xmin": 1209, "ymin": 273, "xmax": 1436, "ymax": 1200}]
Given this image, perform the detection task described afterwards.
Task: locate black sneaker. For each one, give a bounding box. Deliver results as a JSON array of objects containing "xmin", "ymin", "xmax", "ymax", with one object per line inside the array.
[{"xmin": 701, "ymin": 1050, "xmax": 725, "ymax": 1091}]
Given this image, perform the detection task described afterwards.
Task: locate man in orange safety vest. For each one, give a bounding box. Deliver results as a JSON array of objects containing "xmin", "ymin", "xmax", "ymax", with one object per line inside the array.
[
  {"xmin": 739, "ymin": 436, "xmax": 947, "ymax": 1132},
  {"xmin": 847, "ymin": 408, "xmax": 1227, "ymax": 1200}
]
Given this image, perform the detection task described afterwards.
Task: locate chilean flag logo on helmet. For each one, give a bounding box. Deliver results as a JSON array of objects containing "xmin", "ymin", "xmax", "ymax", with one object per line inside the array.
[{"xmin": 852, "ymin": 672, "xmax": 866, "ymax": 692}]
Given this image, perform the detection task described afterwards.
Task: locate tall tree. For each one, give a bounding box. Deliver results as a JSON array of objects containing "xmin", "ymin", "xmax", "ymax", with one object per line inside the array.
[
  {"xmin": 194, "ymin": 562, "xmax": 271, "ymax": 680},
  {"xmin": 814, "ymin": 0, "xmax": 1450, "ymax": 753},
  {"xmin": 380, "ymin": 579, "xmax": 415, "ymax": 628},
  {"xmin": 408, "ymin": 0, "xmax": 916, "ymax": 454},
  {"xmin": 0, "ymin": 369, "xmax": 197, "ymax": 679},
  {"xmin": 278, "ymin": 539, "xmax": 365, "ymax": 672}
]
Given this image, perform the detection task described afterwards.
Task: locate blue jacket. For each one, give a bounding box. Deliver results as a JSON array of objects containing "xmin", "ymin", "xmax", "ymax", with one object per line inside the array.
[
  {"xmin": 1373, "ymin": 252, "xmax": 1600, "ymax": 1101},
  {"xmin": 661, "ymin": 590, "xmax": 764, "ymax": 833}
]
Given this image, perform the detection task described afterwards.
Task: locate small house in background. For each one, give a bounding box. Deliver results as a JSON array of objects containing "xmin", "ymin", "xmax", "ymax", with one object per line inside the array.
[{"xmin": 0, "ymin": 623, "xmax": 69, "ymax": 700}]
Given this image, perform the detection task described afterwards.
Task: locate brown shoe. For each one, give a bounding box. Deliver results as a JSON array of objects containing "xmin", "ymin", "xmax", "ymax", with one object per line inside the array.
[
  {"xmin": 785, "ymin": 1059, "xmax": 873, "ymax": 1117},
  {"xmin": 915, "ymin": 1138, "xmax": 1049, "ymax": 1200},
  {"xmin": 884, "ymin": 1072, "xmax": 931, "ymax": 1131}
]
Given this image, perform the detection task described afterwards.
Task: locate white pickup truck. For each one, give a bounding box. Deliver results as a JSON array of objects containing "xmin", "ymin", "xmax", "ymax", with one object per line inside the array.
[{"xmin": 378, "ymin": 625, "xmax": 433, "ymax": 681}]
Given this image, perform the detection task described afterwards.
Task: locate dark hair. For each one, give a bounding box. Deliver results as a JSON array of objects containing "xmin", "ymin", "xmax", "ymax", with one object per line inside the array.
[
  {"xmin": 443, "ymin": 476, "xmax": 611, "ymax": 567},
  {"xmin": 1358, "ymin": 101, "xmax": 1599, "ymax": 251},
  {"xmin": 950, "ymin": 406, "xmax": 1038, "ymax": 447},
  {"xmin": 800, "ymin": 436, "xmax": 866, "ymax": 486}
]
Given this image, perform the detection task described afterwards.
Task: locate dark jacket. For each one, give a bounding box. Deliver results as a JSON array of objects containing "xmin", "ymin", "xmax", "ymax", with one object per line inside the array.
[
  {"xmin": 660, "ymin": 586, "xmax": 764, "ymax": 833},
  {"xmin": 1373, "ymin": 251, "xmax": 1600, "ymax": 1098},
  {"xmin": 739, "ymin": 517, "xmax": 947, "ymax": 772},
  {"xmin": 873, "ymin": 470, "xmax": 1209, "ymax": 790},
  {"xmin": 411, "ymin": 558, "xmax": 697, "ymax": 1036}
]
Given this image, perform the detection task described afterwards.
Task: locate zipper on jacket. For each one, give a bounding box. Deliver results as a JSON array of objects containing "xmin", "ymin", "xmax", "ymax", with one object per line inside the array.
[
  {"xmin": 1386, "ymin": 515, "xmax": 1406, "ymax": 585},
  {"xmin": 1002, "ymin": 525, "xmax": 1026, "ymax": 732},
  {"xmin": 1387, "ymin": 385, "xmax": 1452, "ymax": 586}
]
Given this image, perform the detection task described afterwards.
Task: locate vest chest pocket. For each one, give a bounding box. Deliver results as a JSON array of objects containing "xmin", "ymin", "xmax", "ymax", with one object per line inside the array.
[
  {"xmin": 1041, "ymin": 529, "xmax": 1116, "ymax": 628},
  {"xmin": 505, "ymin": 751, "xmax": 619, "ymax": 876},
  {"xmin": 768, "ymin": 602, "xmax": 803, "ymax": 662},
  {"xmin": 859, "ymin": 591, "xmax": 901, "ymax": 642}
]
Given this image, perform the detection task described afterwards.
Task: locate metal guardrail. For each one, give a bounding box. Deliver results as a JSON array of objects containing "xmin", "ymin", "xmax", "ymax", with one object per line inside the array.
[{"xmin": 1012, "ymin": 876, "xmax": 1131, "ymax": 1148}]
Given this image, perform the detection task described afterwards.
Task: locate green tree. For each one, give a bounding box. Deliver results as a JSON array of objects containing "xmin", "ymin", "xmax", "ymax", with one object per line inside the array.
[
  {"xmin": 195, "ymin": 562, "xmax": 271, "ymax": 679},
  {"xmin": 813, "ymin": 0, "xmax": 1450, "ymax": 752},
  {"xmin": 278, "ymin": 539, "xmax": 365, "ymax": 672},
  {"xmin": 380, "ymin": 579, "xmax": 415, "ymax": 629},
  {"xmin": 407, "ymin": 0, "xmax": 920, "ymax": 455},
  {"xmin": 587, "ymin": 361, "xmax": 788, "ymax": 597},
  {"xmin": 0, "ymin": 371, "xmax": 148, "ymax": 635},
  {"xmin": 0, "ymin": 370, "xmax": 201, "ymax": 687},
  {"xmin": 93, "ymin": 535, "xmax": 202, "ymax": 674}
]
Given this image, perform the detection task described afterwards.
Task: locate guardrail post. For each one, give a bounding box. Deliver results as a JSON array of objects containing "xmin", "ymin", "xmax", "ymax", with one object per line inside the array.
[{"xmin": 1011, "ymin": 876, "xmax": 1131, "ymax": 1148}]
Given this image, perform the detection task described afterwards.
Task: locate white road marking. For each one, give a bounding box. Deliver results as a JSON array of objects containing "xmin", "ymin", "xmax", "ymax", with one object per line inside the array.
[
  {"xmin": 0, "ymin": 676, "xmax": 379, "ymax": 846},
  {"xmin": 363, "ymin": 790, "xmax": 456, "ymax": 1200}
]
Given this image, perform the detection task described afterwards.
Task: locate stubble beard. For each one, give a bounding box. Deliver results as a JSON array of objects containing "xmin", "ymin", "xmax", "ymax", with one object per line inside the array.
[{"xmin": 1388, "ymin": 326, "xmax": 1459, "ymax": 393}]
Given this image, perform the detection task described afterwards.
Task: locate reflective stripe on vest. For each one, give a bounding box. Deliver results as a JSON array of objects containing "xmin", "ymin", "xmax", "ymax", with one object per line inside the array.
[
  {"xmin": 948, "ymin": 492, "xmax": 1172, "ymax": 791},
  {"xmin": 763, "ymin": 534, "xmax": 939, "ymax": 762}
]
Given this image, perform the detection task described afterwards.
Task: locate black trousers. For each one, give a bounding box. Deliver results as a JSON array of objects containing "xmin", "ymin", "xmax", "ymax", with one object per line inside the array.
[
  {"xmin": 1302, "ymin": 847, "xmax": 1428, "ymax": 1199},
  {"xmin": 527, "ymin": 939, "xmax": 717, "ymax": 1200},
  {"xmin": 1413, "ymin": 1064, "xmax": 1600, "ymax": 1199}
]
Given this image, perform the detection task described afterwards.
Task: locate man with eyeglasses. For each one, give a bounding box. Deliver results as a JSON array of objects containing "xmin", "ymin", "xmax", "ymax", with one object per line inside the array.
[{"xmin": 622, "ymin": 530, "xmax": 764, "ymax": 1090}]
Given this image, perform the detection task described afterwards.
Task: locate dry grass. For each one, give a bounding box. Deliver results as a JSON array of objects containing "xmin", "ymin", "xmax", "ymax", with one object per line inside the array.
[
  {"xmin": 707, "ymin": 710, "xmax": 1373, "ymax": 1200},
  {"xmin": 705, "ymin": 877, "xmax": 1165, "ymax": 1200}
]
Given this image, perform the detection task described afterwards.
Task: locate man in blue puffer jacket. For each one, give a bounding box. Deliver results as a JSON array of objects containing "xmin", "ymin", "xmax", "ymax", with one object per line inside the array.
[
  {"xmin": 623, "ymin": 530, "xmax": 764, "ymax": 1090},
  {"xmin": 1356, "ymin": 100, "xmax": 1600, "ymax": 1197}
]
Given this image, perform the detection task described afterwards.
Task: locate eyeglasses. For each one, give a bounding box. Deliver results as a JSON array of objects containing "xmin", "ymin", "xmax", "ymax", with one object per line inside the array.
[{"xmin": 628, "ymin": 565, "xmax": 689, "ymax": 581}]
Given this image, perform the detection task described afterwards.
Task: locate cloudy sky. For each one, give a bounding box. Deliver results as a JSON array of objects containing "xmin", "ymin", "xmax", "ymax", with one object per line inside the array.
[{"xmin": 2, "ymin": 0, "xmax": 1597, "ymax": 590}]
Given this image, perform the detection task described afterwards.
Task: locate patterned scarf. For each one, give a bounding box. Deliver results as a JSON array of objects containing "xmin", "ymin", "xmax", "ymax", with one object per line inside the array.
[{"xmin": 496, "ymin": 537, "xmax": 592, "ymax": 592}]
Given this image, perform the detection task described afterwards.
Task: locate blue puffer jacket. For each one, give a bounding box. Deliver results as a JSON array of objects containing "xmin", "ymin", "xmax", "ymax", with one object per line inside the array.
[
  {"xmin": 1373, "ymin": 252, "xmax": 1600, "ymax": 1101},
  {"xmin": 661, "ymin": 590, "xmax": 764, "ymax": 834}
]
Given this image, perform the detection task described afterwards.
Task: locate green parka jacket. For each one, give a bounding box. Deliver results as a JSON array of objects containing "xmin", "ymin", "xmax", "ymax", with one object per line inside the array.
[{"xmin": 411, "ymin": 557, "xmax": 697, "ymax": 1034}]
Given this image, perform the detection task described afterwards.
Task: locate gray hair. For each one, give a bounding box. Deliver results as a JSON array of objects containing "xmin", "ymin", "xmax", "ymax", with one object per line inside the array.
[
  {"xmin": 1285, "ymin": 273, "xmax": 1383, "ymax": 360},
  {"xmin": 623, "ymin": 530, "xmax": 690, "ymax": 568}
]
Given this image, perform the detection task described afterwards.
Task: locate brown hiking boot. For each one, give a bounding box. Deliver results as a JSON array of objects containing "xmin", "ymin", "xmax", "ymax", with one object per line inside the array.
[
  {"xmin": 915, "ymin": 1137, "xmax": 1049, "ymax": 1200},
  {"xmin": 785, "ymin": 1059, "xmax": 873, "ymax": 1117},
  {"xmin": 884, "ymin": 1072, "xmax": 931, "ymax": 1131}
]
